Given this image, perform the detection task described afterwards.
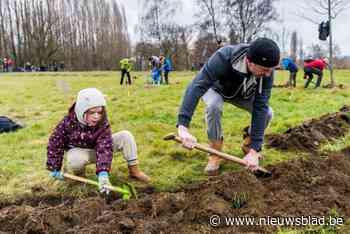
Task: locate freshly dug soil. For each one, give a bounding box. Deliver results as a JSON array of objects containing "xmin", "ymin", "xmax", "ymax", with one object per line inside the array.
[
  {"xmin": 266, "ymin": 106, "xmax": 350, "ymax": 152},
  {"xmin": 1, "ymin": 149, "xmax": 350, "ymax": 234}
]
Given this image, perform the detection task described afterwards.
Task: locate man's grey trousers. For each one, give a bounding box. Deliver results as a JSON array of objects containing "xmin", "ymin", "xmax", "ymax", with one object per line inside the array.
[{"xmin": 202, "ymin": 88, "xmax": 273, "ymax": 141}]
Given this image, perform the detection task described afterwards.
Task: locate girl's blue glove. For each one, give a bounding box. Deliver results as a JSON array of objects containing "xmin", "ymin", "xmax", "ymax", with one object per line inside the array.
[
  {"xmin": 50, "ymin": 170, "xmax": 64, "ymax": 180},
  {"xmin": 98, "ymin": 171, "xmax": 111, "ymax": 195}
]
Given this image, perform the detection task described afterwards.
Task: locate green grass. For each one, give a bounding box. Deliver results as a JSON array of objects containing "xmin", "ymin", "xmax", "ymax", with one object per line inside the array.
[{"xmin": 0, "ymin": 69, "xmax": 350, "ymax": 198}]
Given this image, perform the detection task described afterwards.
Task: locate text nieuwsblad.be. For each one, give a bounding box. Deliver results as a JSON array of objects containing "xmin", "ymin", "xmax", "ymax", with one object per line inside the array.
[{"xmin": 209, "ymin": 215, "xmax": 344, "ymax": 227}]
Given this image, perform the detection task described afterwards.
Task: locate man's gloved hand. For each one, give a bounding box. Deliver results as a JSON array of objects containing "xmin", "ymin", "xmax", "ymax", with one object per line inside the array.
[
  {"xmin": 178, "ymin": 125, "xmax": 197, "ymax": 149},
  {"xmin": 50, "ymin": 170, "xmax": 64, "ymax": 180},
  {"xmin": 98, "ymin": 171, "xmax": 111, "ymax": 195},
  {"xmin": 243, "ymin": 149, "xmax": 262, "ymax": 172}
]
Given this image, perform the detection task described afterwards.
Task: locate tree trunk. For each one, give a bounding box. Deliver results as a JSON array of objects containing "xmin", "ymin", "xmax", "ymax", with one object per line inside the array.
[
  {"xmin": 7, "ymin": 0, "xmax": 17, "ymax": 69},
  {"xmin": 328, "ymin": 0, "xmax": 335, "ymax": 87}
]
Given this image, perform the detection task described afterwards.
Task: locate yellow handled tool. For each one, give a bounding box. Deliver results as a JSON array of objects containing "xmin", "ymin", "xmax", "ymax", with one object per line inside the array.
[{"xmin": 62, "ymin": 173, "xmax": 137, "ymax": 200}]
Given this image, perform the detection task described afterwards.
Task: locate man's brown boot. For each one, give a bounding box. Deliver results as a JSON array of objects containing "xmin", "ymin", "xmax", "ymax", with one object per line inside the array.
[
  {"xmin": 128, "ymin": 164, "xmax": 150, "ymax": 183},
  {"xmin": 204, "ymin": 140, "xmax": 223, "ymax": 176}
]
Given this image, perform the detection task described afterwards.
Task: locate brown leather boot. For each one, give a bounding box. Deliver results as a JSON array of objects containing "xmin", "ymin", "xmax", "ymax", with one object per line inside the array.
[
  {"xmin": 204, "ymin": 140, "xmax": 223, "ymax": 176},
  {"xmin": 128, "ymin": 164, "xmax": 150, "ymax": 183}
]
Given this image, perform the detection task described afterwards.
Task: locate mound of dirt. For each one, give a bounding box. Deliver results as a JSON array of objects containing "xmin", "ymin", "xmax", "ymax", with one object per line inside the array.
[
  {"xmin": 1, "ymin": 149, "xmax": 350, "ymax": 234},
  {"xmin": 266, "ymin": 106, "xmax": 350, "ymax": 152}
]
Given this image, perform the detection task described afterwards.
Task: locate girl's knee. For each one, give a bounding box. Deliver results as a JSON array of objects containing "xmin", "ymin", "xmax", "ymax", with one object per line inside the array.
[
  {"xmin": 66, "ymin": 148, "xmax": 94, "ymax": 172},
  {"xmin": 113, "ymin": 130, "xmax": 135, "ymax": 144},
  {"xmin": 67, "ymin": 156, "xmax": 86, "ymax": 173}
]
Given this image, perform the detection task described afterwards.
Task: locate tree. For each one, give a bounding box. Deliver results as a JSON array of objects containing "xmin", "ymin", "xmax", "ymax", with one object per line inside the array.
[
  {"xmin": 298, "ymin": 38, "xmax": 305, "ymax": 64},
  {"xmin": 192, "ymin": 33, "xmax": 220, "ymax": 68},
  {"xmin": 160, "ymin": 24, "xmax": 193, "ymax": 70},
  {"xmin": 138, "ymin": 0, "xmax": 181, "ymax": 53},
  {"xmin": 134, "ymin": 23, "xmax": 193, "ymax": 71},
  {"xmin": 195, "ymin": 0, "xmax": 223, "ymax": 45},
  {"xmin": 308, "ymin": 44, "xmax": 327, "ymax": 58},
  {"xmin": 178, "ymin": 26, "xmax": 193, "ymax": 70},
  {"xmin": 0, "ymin": 0, "xmax": 130, "ymax": 70},
  {"xmin": 222, "ymin": 0, "xmax": 278, "ymax": 43},
  {"xmin": 134, "ymin": 42, "xmax": 159, "ymax": 70},
  {"xmin": 266, "ymin": 26, "xmax": 290, "ymax": 57},
  {"xmin": 306, "ymin": 43, "xmax": 341, "ymax": 60},
  {"xmin": 290, "ymin": 31, "xmax": 298, "ymax": 62}
]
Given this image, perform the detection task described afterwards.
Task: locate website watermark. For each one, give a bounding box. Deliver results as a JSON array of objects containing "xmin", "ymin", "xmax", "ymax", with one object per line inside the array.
[{"xmin": 209, "ymin": 215, "xmax": 344, "ymax": 227}]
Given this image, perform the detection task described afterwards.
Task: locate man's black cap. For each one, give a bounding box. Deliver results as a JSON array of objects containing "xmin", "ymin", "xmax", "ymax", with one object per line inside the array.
[{"xmin": 247, "ymin": 38, "xmax": 280, "ymax": 68}]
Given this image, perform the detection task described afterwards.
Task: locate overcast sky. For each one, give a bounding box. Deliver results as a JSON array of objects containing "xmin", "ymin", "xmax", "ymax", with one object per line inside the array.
[{"xmin": 119, "ymin": 0, "xmax": 350, "ymax": 56}]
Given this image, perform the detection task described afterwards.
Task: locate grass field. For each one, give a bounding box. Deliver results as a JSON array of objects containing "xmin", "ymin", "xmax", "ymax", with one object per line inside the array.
[{"xmin": 0, "ymin": 69, "xmax": 350, "ymax": 199}]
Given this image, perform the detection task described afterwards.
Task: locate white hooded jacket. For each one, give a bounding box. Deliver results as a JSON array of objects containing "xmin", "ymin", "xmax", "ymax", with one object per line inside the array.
[{"xmin": 74, "ymin": 88, "xmax": 107, "ymax": 125}]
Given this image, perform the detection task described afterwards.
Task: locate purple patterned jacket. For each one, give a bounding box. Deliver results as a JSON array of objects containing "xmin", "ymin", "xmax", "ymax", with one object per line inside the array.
[{"xmin": 46, "ymin": 104, "xmax": 113, "ymax": 174}]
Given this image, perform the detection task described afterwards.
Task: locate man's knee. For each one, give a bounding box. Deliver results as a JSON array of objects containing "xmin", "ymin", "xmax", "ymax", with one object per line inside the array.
[
  {"xmin": 206, "ymin": 103, "xmax": 223, "ymax": 118},
  {"xmin": 205, "ymin": 104, "xmax": 223, "ymax": 140}
]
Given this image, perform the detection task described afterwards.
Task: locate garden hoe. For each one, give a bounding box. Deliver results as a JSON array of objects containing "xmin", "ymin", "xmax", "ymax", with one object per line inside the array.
[
  {"xmin": 163, "ymin": 133, "xmax": 272, "ymax": 178},
  {"xmin": 62, "ymin": 173, "xmax": 137, "ymax": 200}
]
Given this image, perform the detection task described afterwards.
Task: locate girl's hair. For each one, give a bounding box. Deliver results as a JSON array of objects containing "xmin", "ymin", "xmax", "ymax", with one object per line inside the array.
[{"xmin": 97, "ymin": 106, "xmax": 107, "ymax": 127}]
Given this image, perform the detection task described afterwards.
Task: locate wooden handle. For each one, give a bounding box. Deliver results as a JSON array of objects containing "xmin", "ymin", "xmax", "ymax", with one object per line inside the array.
[{"xmin": 163, "ymin": 133, "xmax": 271, "ymax": 175}]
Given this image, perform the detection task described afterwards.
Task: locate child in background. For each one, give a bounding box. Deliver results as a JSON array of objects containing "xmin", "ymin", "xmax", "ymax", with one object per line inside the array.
[
  {"xmin": 149, "ymin": 56, "xmax": 161, "ymax": 86},
  {"xmin": 47, "ymin": 88, "xmax": 150, "ymax": 195}
]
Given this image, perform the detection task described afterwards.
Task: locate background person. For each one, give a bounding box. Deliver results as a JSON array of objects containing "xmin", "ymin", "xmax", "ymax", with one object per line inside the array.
[
  {"xmin": 304, "ymin": 58, "xmax": 328, "ymax": 88},
  {"xmin": 281, "ymin": 57, "xmax": 298, "ymax": 87},
  {"xmin": 119, "ymin": 58, "xmax": 132, "ymax": 85}
]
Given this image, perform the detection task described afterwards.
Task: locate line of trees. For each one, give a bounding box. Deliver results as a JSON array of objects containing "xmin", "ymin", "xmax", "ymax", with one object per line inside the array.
[
  {"xmin": 2, "ymin": 0, "xmax": 348, "ymax": 72},
  {"xmin": 0, "ymin": 0, "xmax": 130, "ymax": 70},
  {"xmin": 134, "ymin": 0, "xmax": 278, "ymax": 70}
]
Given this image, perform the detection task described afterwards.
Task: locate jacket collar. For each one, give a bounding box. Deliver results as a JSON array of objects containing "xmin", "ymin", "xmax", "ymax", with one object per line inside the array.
[{"xmin": 232, "ymin": 54, "xmax": 249, "ymax": 74}]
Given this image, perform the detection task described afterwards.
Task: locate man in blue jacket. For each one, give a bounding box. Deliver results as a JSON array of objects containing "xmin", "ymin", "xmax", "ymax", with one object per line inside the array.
[
  {"xmin": 281, "ymin": 57, "xmax": 298, "ymax": 87},
  {"xmin": 176, "ymin": 38, "xmax": 280, "ymax": 175}
]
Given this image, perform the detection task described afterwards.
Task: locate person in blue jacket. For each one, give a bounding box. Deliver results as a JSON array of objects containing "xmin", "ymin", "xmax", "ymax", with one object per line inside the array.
[
  {"xmin": 281, "ymin": 57, "xmax": 298, "ymax": 87},
  {"xmin": 161, "ymin": 56, "xmax": 172, "ymax": 85},
  {"xmin": 149, "ymin": 56, "xmax": 161, "ymax": 86},
  {"xmin": 176, "ymin": 38, "xmax": 280, "ymax": 176}
]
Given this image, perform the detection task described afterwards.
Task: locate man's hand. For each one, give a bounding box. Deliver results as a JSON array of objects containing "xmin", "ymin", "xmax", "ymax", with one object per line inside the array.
[
  {"xmin": 178, "ymin": 125, "xmax": 197, "ymax": 149},
  {"xmin": 243, "ymin": 149, "xmax": 262, "ymax": 172},
  {"xmin": 98, "ymin": 171, "xmax": 111, "ymax": 195},
  {"xmin": 50, "ymin": 170, "xmax": 64, "ymax": 180}
]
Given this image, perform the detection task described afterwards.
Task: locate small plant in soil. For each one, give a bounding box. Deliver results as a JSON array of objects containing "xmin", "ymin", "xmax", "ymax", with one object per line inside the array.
[{"xmin": 231, "ymin": 191, "xmax": 249, "ymax": 209}]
